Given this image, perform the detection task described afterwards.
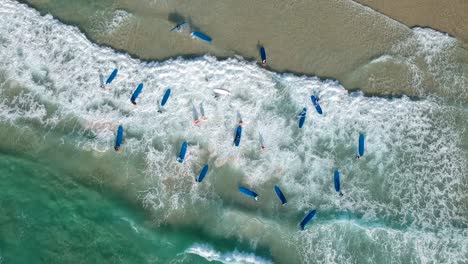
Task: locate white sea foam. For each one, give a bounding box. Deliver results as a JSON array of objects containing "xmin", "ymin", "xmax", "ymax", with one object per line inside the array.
[
  {"xmin": 0, "ymin": 0, "xmax": 467, "ymax": 263},
  {"xmin": 185, "ymin": 243, "xmax": 272, "ymax": 264}
]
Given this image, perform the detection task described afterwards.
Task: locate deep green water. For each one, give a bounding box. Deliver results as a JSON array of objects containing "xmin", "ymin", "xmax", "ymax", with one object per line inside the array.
[{"xmin": 0, "ymin": 122, "xmax": 271, "ymax": 263}]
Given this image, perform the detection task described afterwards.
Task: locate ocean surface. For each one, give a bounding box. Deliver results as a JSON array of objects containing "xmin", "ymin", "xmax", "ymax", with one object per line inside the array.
[{"xmin": 0, "ymin": 0, "xmax": 467, "ymax": 263}]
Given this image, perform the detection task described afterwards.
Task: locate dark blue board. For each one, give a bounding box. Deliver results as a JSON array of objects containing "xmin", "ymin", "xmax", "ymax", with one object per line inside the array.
[
  {"xmin": 334, "ymin": 170, "xmax": 343, "ymax": 196},
  {"xmin": 260, "ymin": 47, "xmax": 266, "ymax": 67},
  {"xmin": 161, "ymin": 88, "xmax": 171, "ymax": 106},
  {"xmin": 299, "ymin": 108, "xmax": 307, "ymax": 128},
  {"xmin": 106, "ymin": 69, "xmax": 118, "ymax": 85},
  {"xmin": 274, "ymin": 185, "xmax": 287, "ymax": 205},
  {"xmin": 300, "ymin": 209, "xmax": 317, "ymax": 230},
  {"xmin": 310, "ymin": 95, "xmax": 323, "ymax": 115},
  {"xmin": 239, "ymin": 186, "xmax": 258, "ymax": 200},
  {"xmin": 197, "ymin": 164, "xmax": 209, "ymax": 182},
  {"xmin": 177, "ymin": 141, "xmax": 188, "ymax": 163},
  {"xmin": 114, "ymin": 125, "xmax": 123, "ymax": 151},
  {"xmin": 191, "ymin": 31, "xmax": 212, "ymax": 43},
  {"xmin": 359, "ymin": 133, "xmax": 365, "ymax": 157},
  {"xmin": 234, "ymin": 125, "xmax": 242, "ymax": 147},
  {"xmin": 131, "ymin": 83, "xmax": 143, "ymax": 105}
]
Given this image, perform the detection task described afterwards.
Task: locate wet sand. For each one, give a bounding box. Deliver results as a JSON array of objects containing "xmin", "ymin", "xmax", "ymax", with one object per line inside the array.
[
  {"xmin": 21, "ymin": 0, "xmax": 467, "ymax": 98},
  {"xmin": 354, "ymin": 0, "xmax": 468, "ymax": 43}
]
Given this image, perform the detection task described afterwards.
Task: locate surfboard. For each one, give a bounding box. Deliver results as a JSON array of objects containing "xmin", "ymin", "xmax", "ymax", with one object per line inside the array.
[
  {"xmin": 213, "ymin": 88, "xmax": 231, "ymax": 96},
  {"xmin": 177, "ymin": 141, "xmax": 188, "ymax": 163},
  {"xmin": 99, "ymin": 71, "xmax": 104, "ymax": 88},
  {"xmin": 161, "ymin": 88, "xmax": 171, "ymax": 106},
  {"xmin": 114, "ymin": 125, "xmax": 123, "ymax": 151},
  {"xmin": 310, "ymin": 95, "xmax": 323, "ymax": 115},
  {"xmin": 130, "ymin": 83, "xmax": 143, "ymax": 105},
  {"xmin": 300, "ymin": 209, "xmax": 317, "ymax": 230},
  {"xmin": 260, "ymin": 47, "xmax": 266, "ymax": 67},
  {"xmin": 359, "ymin": 133, "xmax": 365, "ymax": 157},
  {"xmin": 259, "ymin": 133, "xmax": 266, "ymax": 150},
  {"xmin": 334, "ymin": 170, "xmax": 343, "ymax": 196},
  {"xmin": 274, "ymin": 185, "xmax": 287, "ymax": 205},
  {"xmin": 192, "ymin": 105, "xmax": 200, "ymax": 124},
  {"xmin": 239, "ymin": 186, "xmax": 258, "ymax": 200},
  {"xmin": 234, "ymin": 125, "xmax": 242, "ymax": 146},
  {"xmin": 106, "ymin": 69, "xmax": 118, "ymax": 85},
  {"xmin": 191, "ymin": 31, "xmax": 212, "ymax": 43},
  {"xmin": 236, "ymin": 111, "xmax": 243, "ymax": 125},
  {"xmin": 299, "ymin": 108, "xmax": 307, "ymax": 128},
  {"xmin": 199, "ymin": 103, "xmax": 207, "ymax": 120},
  {"xmin": 197, "ymin": 164, "xmax": 209, "ymax": 182}
]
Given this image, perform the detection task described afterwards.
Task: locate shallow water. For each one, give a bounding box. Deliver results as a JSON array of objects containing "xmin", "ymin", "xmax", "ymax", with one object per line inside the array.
[{"xmin": 1, "ymin": 0, "xmax": 468, "ymax": 263}]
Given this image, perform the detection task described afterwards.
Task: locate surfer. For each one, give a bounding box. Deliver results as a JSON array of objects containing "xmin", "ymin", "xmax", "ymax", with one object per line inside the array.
[
  {"xmin": 192, "ymin": 105, "xmax": 200, "ymax": 124},
  {"xmin": 199, "ymin": 103, "xmax": 207, "ymax": 120},
  {"xmin": 237, "ymin": 111, "xmax": 243, "ymax": 126},
  {"xmin": 233, "ymin": 125, "xmax": 242, "ymax": 147},
  {"xmin": 298, "ymin": 108, "xmax": 307, "ymax": 128},
  {"xmin": 259, "ymin": 133, "xmax": 267, "ymax": 150},
  {"xmin": 310, "ymin": 95, "xmax": 323, "ymax": 115},
  {"xmin": 99, "ymin": 70, "xmax": 104, "ymax": 88}
]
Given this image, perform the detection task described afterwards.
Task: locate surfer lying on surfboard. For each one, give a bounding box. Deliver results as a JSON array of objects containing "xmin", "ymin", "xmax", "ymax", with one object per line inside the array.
[
  {"xmin": 259, "ymin": 133, "xmax": 267, "ymax": 150},
  {"xmin": 237, "ymin": 111, "xmax": 243, "ymax": 126},
  {"xmin": 192, "ymin": 105, "xmax": 200, "ymax": 124},
  {"xmin": 199, "ymin": 103, "xmax": 207, "ymax": 120}
]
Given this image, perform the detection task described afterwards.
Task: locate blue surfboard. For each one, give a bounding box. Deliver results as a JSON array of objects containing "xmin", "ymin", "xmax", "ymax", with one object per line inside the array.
[
  {"xmin": 359, "ymin": 133, "xmax": 365, "ymax": 157},
  {"xmin": 300, "ymin": 209, "xmax": 317, "ymax": 230},
  {"xmin": 197, "ymin": 164, "xmax": 209, "ymax": 182},
  {"xmin": 234, "ymin": 125, "xmax": 242, "ymax": 146},
  {"xmin": 239, "ymin": 186, "xmax": 258, "ymax": 200},
  {"xmin": 106, "ymin": 69, "xmax": 118, "ymax": 85},
  {"xmin": 130, "ymin": 83, "xmax": 143, "ymax": 105},
  {"xmin": 298, "ymin": 108, "xmax": 307, "ymax": 128},
  {"xmin": 161, "ymin": 88, "xmax": 171, "ymax": 106},
  {"xmin": 274, "ymin": 185, "xmax": 287, "ymax": 205},
  {"xmin": 334, "ymin": 170, "xmax": 343, "ymax": 196},
  {"xmin": 177, "ymin": 141, "xmax": 188, "ymax": 163},
  {"xmin": 260, "ymin": 47, "xmax": 266, "ymax": 67},
  {"xmin": 114, "ymin": 125, "xmax": 123, "ymax": 151},
  {"xmin": 191, "ymin": 31, "xmax": 212, "ymax": 43},
  {"xmin": 310, "ymin": 95, "xmax": 323, "ymax": 115}
]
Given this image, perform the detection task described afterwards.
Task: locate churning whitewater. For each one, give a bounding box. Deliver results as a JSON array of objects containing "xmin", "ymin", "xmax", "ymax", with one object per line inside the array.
[{"xmin": 0, "ymin": 0, "xmax": 467, "ymax": 263}]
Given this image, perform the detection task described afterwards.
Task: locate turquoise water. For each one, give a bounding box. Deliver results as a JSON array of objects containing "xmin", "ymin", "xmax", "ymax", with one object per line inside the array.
[
  {"xmin": 0, "ymin": 122, "xmax": 272, "ymax": 263},
  {"xmin": 0, "ymin": 1, "xmax": 467, "ymax": 263}
]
